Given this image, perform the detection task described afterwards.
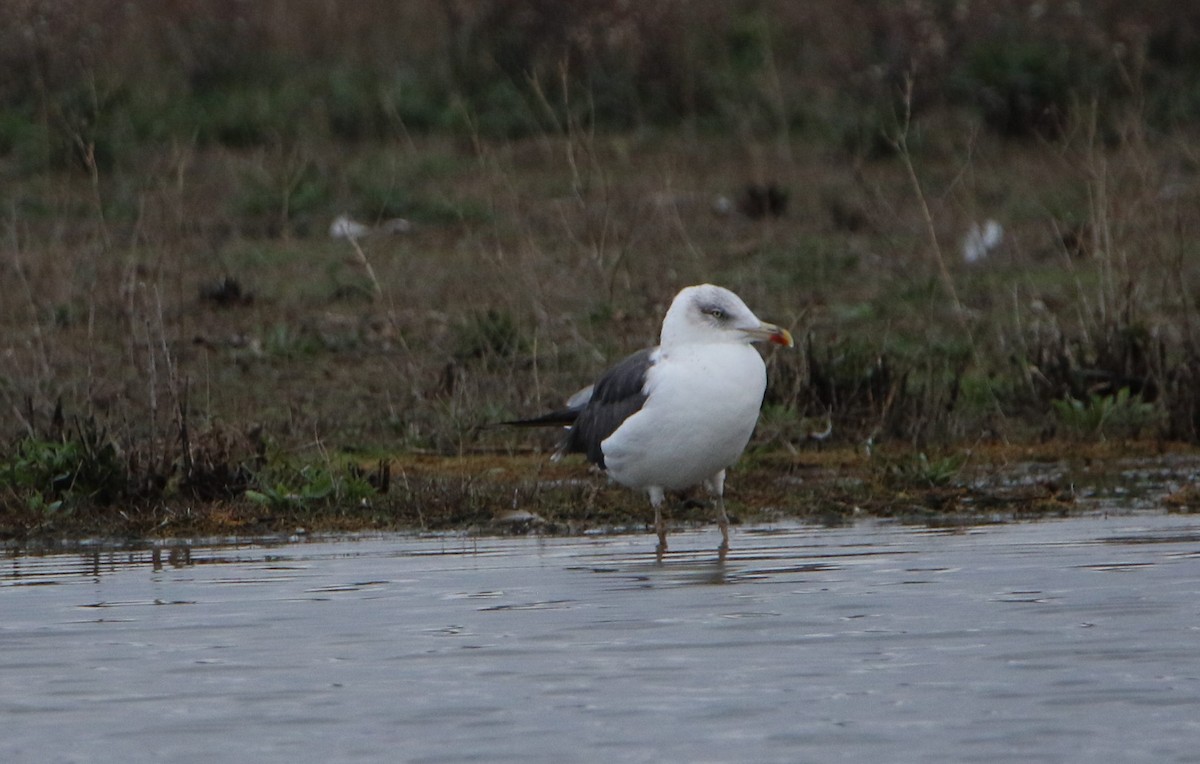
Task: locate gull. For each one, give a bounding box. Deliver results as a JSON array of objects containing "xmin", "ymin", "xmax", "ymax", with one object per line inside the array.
[{"xmin": 509, "ymin": 284, "xmax": 794, "ymax": 552}]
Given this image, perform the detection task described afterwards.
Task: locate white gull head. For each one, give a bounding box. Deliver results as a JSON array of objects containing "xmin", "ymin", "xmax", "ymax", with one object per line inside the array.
[{"xmin": 659, "ymin": 284, "xmax": 794, "ymax": 349}]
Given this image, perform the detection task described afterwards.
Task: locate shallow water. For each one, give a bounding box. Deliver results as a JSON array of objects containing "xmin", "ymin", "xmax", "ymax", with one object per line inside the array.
[{"xmin": 4, "ymin": 516, "xmax": 1200, "ymax": 764}]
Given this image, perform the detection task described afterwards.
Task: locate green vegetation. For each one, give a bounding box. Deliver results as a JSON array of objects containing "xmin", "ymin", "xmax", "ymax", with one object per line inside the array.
[
  {"xmin": 454, "ymin": 310, "xmax": 528, "ymax": 362},
  {"xmin": 4, "ymin": 3, "xmax": 1199, "ymax": 171},
  {"xmin": 1, "ymin": 421, "xmax": 125, "ymax": 514},
  {"xmin": 883, "ymin": 452, "xmax": 968, "ymax": 489},
  {"xmin": 245, "ymin": 465, "xmax": 378, "ymax": 513},
  {"xmin": 1052, "ymin": 388, "xmax": 1161, "ymax": 440}
]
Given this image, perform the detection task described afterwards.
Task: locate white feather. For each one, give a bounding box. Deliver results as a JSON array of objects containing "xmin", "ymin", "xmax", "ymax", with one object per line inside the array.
[{"xmin": 601, "ymin": 342, "xmax": 765, "ymax": 491}]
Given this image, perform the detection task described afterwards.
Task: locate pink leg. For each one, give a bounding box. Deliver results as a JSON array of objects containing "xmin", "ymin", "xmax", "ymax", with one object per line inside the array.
[
  {"xmin": 704, "ymin": 471, "xmax": 730, "ymax": 551},
  {"xmin": 649, "ymin": 486, "xmax": 667, "ymax": 553}
]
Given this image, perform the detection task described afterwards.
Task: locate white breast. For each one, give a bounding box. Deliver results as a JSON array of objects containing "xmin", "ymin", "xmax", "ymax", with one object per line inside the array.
[{"xmin": 599, "ymin": 343, "xmax": 767, "ymax": 491}]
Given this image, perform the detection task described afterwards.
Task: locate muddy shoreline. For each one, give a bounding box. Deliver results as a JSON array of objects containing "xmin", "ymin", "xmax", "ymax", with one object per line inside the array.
[{"xmin": 5, "ymin": 441, "xmax": 1198, "ymax": 546}]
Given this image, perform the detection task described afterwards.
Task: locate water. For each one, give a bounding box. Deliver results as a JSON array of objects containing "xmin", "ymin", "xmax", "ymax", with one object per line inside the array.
[{"xmin": 4, "ymin": 515, "xmax": 1200, "ymax": 764}]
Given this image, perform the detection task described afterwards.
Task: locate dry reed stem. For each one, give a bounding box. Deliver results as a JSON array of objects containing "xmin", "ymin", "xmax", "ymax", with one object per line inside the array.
[{"xmin": 891, "ymin": 75, "xmax": 977, "ymax": 360}]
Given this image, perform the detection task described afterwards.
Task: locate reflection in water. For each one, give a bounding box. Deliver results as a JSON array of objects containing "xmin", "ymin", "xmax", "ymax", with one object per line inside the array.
[{"xmin": 3, "ymin": 516, "xmax": 1200, "ymax": 763}]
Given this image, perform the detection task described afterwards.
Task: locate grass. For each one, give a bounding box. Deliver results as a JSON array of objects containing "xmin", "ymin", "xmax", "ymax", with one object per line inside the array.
[
  {"xmin": 5, "ymin": 4, "xmax": 1200, "ymax": 541},
  {"xmin": 2, "ymin": 117, "xmax": 1199, "ymax": 541}
]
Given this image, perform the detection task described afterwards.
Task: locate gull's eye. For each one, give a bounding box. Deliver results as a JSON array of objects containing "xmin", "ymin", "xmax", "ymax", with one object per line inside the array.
[{"xmin": 702, "ymin": 306, "xmax": 727, "ymax": 321}]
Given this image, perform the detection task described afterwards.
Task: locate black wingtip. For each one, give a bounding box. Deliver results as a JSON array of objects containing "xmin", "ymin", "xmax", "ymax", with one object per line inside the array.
[{"xmin": 498, "ymin": 409, "xmax": 579, "ymax": 428}]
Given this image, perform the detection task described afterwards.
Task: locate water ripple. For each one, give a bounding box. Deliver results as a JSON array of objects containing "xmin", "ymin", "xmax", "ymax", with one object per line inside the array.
[{"xmin": 3, "ymin": 516, "xmax": 1200, "ymax": 763}]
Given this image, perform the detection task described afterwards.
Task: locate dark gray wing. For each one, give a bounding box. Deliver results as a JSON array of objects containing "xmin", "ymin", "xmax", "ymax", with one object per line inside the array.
[{"xmin": 563, "ymin": 347, "xmax": 656, "ymax": 468}]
